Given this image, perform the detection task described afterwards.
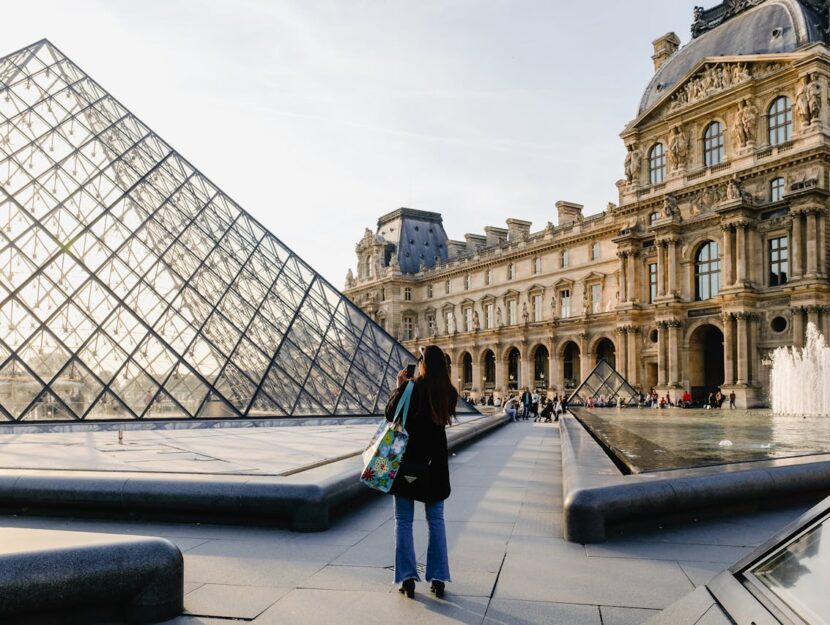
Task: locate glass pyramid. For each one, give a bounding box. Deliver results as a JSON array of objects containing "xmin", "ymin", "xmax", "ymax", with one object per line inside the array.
[
  {"xmin": 566, "ymin": 359, "xmax": 639, "ymax": 408},
  {"xmin": 0, "ymin": 39, "xmax": 413, "ymax": 422}
]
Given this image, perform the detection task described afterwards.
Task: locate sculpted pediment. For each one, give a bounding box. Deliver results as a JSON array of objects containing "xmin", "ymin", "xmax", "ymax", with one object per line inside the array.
[{"xmin": 638, "ymin": 58, "xmax": 791, "ymax": 124}]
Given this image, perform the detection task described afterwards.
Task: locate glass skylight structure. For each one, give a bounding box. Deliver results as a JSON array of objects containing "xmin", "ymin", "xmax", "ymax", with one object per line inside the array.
[
  {"xmin": 0, "ymin": 39, "xmax": 411, "ymax": 422},
  {"xmin": 566, "ymin": 359, "xmax": 639, "ymax": 407}
]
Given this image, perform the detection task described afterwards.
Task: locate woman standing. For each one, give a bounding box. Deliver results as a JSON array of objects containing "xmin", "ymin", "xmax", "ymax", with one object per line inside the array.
[{"xmin": 385, "ymin": 345, "xmax": 457, "ymax": 599}]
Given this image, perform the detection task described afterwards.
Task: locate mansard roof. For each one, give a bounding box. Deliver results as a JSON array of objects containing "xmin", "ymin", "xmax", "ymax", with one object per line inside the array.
[{"xmin": 639, "ymin": 0, "xmax": 826, "ymax": 115}]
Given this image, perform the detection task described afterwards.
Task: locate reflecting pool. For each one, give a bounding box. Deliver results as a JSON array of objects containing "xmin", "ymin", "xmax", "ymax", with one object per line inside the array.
[{"xmin": 574, "ymin": 408, "xmax": 830, "ymax": 473}]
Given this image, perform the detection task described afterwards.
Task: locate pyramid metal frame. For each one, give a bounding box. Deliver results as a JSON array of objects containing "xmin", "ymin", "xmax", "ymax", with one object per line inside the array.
[
  {"xmin": 0, "ymin": 39, "xmax": 413, "ymax": 422},
  {"xmin": 566, "ymin": 358, "xmax": 639, "ymax": 407}
]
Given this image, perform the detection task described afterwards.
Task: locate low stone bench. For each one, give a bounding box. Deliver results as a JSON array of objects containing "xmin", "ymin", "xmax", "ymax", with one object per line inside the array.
[{"xmin": 0, "ymin": 528, "xmax": 183, "ymax": 624}]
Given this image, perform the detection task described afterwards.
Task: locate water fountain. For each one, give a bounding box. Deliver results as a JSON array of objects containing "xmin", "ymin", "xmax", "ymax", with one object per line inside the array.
[{"xmin": 771, "ymin": 322, "xmax": 830, "ymax": 416}]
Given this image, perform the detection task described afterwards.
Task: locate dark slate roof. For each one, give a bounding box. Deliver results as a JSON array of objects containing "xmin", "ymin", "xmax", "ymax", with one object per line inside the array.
[
  {"xmin": 639, "ymin": 0, "xmax": 826, "ymax": 114},
  {"xmin": 377, "ymin": 208, "xmax": 449, "ymax": 274}
]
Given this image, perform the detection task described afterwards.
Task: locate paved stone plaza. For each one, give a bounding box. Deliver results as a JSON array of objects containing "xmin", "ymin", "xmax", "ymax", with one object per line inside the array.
[{"xmin": 0, "ymin": 420, "xmax": 809, "ymax": 624}]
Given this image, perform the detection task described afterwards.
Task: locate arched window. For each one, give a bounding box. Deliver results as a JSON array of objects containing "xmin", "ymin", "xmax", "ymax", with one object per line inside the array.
[
  {"xmin": 648, "ymin": 143, "xmax": 666, "ymax": 185},
  {"xmin": 770, "ymin": 177, "xmax": 785, "ymax": 202},
  {"xmin": 695, "ymin": 241, "xmax": 721, "ymax": 301},
  {"xmin": 483, "ymin": 350, "xmax": 496, "ymax": 386},
  {"xmin": 768, "ymin": 97, "xmax": 792, "ymax": 146},
  {"xmin": 703, "ymin": 122, "xmax": 724, "ymax": 166},
  {"xmin": 462, "ymin": 353, "xmax": 473, "ymax": 388}
]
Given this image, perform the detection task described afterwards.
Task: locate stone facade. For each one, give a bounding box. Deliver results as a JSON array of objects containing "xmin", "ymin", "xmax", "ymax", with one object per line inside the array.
[{"xmin": 344, "ymin": 1, "xmax": 830, "ymax": 408}]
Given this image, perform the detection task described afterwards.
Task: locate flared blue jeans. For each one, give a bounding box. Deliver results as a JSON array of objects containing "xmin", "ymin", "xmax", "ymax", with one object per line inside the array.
[{"xmin": 393, "ymin": 496, "xmax": 451, "ymax": 584}]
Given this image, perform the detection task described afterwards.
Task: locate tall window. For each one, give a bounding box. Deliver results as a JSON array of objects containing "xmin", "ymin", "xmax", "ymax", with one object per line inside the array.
[
  {"xmin": 532, "ymin": 294, "xmax": 542, "ymax": 322},
  {"xmin": 703, "ymin": 121, "xmax": 724, "ymax": 166},
  {"xmin": 507, "ymin": 263, "xmax": 515, "ymax": 280},
  {"xmin": 650, "ymin": 211, "xmax": 660, "ymax": 224},
  {"xmin": 484, "ymin": 303, "xmax": 494, "ymax": 329},
  {"xmin": 768, "ymin": 96, "xmax": 792, "ymax": 146},
  {"xmin": 444, "ymin": 310, "xmax": 451, "ymax": 333},
  {"xmin": 591, "ymin": 284, "xmax": 602, "ymax": 314},
  {"xmin": 769, "ymin": 236, "xmax": 789, "ymax": 286},
  {"xmin": 444, "ymin": 279, "xmax": 450, "ymax": 295},
  {"xmin": 770, "ymin": 177, "xmax": 785, "ymax": 202},
  {"xmin": 590, "ymin": 242, "xmax": 600, "ymax": 261},
  {"xmin": 484, "ymin": 269, "xmax": 492, "ymax": 285},
  {"xmin": 533, "ymin": 256, "xmax": 541, "ymax": 275},
  {"xmin": 561, "ymin": 249, "xmax": 569, "ymax": 268},
  {"xmin": 404, "ymin": 286, "xmax": 412, "ymax": 301},
  {"xmin": 464, "ymin": 307, "xmax": 473, "ymax": 332},
  {"xmin": 560, "ymin": 290, "xmax": 571, "ymax": 318},
  {"xmin": 507, "ymin": 299, "xmax": 517, "ymax": 325},
  {"xmin": 695, "ymin": 241, "xmax": 721, "ymax": 301},
  {"xmin": 463, "ymin": 274, "xmax": 470, "ymax": 290},
  {"xmin": 462, "ymin": 353, "xmax": 473, "ymax": 387},
  {"xmin": 426, "ymin": 283, "xmax": 433, "ymax": 298},
  {"xmin": 426, "ymin": 314, "xmax": 436, "ymax": 335},
  {"xmin": 484, "ymin": 351, "xmax": 496, "ymax": 385},
  {"xmin": 402, "ymin": 316, "xmax": 414, "ymax": 340},
  {"xmin": 648, "ymin": 262, "xmax": 658, "ymax": 303},
  {"xmin": 649, "ymin": 143, "xmax": 666, "ymax": 184}
]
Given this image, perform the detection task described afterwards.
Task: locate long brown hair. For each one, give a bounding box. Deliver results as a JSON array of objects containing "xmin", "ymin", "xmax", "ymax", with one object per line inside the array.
[{"xmin": 417, "ymin": 345, "xmax": 457, "ymax": 426}]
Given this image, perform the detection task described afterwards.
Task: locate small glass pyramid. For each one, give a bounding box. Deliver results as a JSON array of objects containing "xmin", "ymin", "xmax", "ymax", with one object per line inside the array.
[
  {"xmin": 566, "ymin": 359, "xmax": 638, "ymax": 408},
  {"xmin": 0, "ymin": 39, "xmax": 412, "ymax": 421}
]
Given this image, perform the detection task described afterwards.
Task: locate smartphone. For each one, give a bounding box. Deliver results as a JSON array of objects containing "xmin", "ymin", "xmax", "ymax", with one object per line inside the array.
[{"xmin": 405, "ymin": 364, "xmax": 416, "ymax": 379}]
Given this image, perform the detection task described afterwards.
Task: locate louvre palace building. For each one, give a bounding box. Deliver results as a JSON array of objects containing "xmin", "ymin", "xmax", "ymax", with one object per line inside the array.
[{"xmin": 344, "ymin": 0, "xmax": 830, "ymax": 408}]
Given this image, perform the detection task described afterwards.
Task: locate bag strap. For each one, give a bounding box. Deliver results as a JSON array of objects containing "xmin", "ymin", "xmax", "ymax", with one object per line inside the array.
[{"xmin": 394, "ymin": 381, "xmax": 415, "ymax": 427}]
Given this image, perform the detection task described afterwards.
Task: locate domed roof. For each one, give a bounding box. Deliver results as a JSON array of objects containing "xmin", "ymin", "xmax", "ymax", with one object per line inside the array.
[{"xmin": 639, "ymin": 0, "xmax": 826, "ymax": 114}]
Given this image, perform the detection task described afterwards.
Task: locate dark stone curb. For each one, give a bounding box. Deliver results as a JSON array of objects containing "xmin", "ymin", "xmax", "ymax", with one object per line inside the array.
[
  {"xmin": 0, "ymin": 529, "xmax": 183, "ymax": 624},
  {"xmin": 560, "ymin": 413, "xmax": 830, "ymax": 543},
  {"xmin": 0, "ymin": 413, "xmax": 509, "ymax": 532}
]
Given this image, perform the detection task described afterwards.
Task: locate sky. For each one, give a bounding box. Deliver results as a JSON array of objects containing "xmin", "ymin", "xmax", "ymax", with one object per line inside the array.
[{"xmin": 4, "ymin": 0, "xmax": 694, "ymax": 286}]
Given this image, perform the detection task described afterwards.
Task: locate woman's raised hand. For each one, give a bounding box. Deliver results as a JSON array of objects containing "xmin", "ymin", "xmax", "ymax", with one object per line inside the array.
[{"xmin": 396, "ymin": 369, "xmax": 409, "ymax": 386}]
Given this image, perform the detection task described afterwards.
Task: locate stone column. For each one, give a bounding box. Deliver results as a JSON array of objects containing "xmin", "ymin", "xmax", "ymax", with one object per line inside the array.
[
  {"xmin": 736, "ymin": 223, "xmax": 747, "ymax": 285},
  {"xmin": 657, "ymin": 321, "xmax": 667, "ymax": 386},
  {"xmin": 471, "ymin": 358, "xmax": 482, "ymax": 395},
  {"xmin": 627, "ymin": 327, "xmax": 640, "ymax": 387},
  {"xmin": 792, "ymin": 307, "xmax": 805, "ymax": 349},
  {"xmin": 818, "ymin": 210, "xmax": 826, "ymax": 278},
  {"xmin": 616, "ymin": 326, "xmax": 628, "ymax": 378},
  {"xmin": 579, "ymin": 332, "xmax": 590, "ymax": 382},
  {"xmin": 667, "ymin": 239, "xmax": 678, "ymax": 296},
  {"xmin": 657, "ymin": 242, "xmax": 667, "ymax": 297},
  {"xmin": 807, "ymin": 305, "xmax": 821, "ymax": 331},
  {"xmin": 618, "ymin": 252, "xmax": 628, "ymax": 303},
  {"xmin": 722, "ymin": 313, "xmax": 735, "ymax": 386},
  {"xmin": 627, "ymin": 252, "xmax": 639, "ymax": 303},
  {"xmin": 806, "ymin": 210, "xmax": 819, "ymax": 278},
  {"xmin": 668, "ymin": 320, "xmax": 681, "ymax": 386},
  {"xmin": 736, "ymin": 312, "xmax": 748, "ymax": 385},
  {"xmin": 494, "ymin": 352, "xmax": 505, "ymax": 395},
  {"xmin": 721, "ymin": 224, "xmax": 734, "ymax": 287},
  {"xmin": 520, "ymin": 344, "xmax": 531, "ymax": 390},
  {"xmin": 548, "ymin": 339, "xmax": 559, "ymax": 393},
  {"xmin": 748, "ymin": 313, "xmax": 759, "ymax": 386},
  {"xmin": 791, "ymin": 211, "xmax": 803, "ymax": 280}
]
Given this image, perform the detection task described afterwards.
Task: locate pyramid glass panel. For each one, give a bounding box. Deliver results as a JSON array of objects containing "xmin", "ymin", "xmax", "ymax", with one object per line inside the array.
[
  {"xmin": 0, "ymin": 39, "xmax": 413, "ymax": 422},
  {"xmin": 567, "ymin": 359, "xmax": 639, "ymax": 408}
]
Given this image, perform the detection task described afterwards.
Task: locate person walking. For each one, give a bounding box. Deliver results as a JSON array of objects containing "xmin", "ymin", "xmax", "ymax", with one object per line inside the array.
[
  {"xmin": 385, "ymin": 345, "xmax": 456, "ymax": 600},
  {"xmin": 521, "ymin": 388, "xmax": 531, "ymax": 420},
  {"xmin": 729, "ymin": 391, "xmax": 736, "ymax": 409}
]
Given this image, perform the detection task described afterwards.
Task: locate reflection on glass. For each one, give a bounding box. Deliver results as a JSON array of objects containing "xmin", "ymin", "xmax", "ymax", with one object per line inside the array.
[
  {"xmin": 749, "ymin": 515, "xmax": 830, "ymax": 625},
  {"xmin": 0, "ymin": 40, "xmax": 408, "ymax": 421}
]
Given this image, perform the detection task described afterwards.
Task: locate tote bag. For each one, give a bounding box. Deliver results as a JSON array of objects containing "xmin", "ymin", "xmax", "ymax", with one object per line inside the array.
[{"xmin": 360, "ymin": 381, "xmax": 413, "ymax": 493}]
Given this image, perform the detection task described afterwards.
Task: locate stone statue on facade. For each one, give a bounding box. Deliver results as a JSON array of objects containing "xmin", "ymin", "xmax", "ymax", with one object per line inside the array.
[
  {"xmin": 345, "ymin": 268, "xmax": 354, "ymax": 288},
  {"xmin": 668, "ymin": 126, "xmax": 688, "ymax": 171},
  {"xmin": 795, "ymin": 75, "xmax": 822, "ymax": 127},
  {"xmin": 473, "ymin": 310, "xmax": 480, "ymax": 331},
  {"xmin": 522, "ymin": 302, "xmax": 530, "ymax": 324},
  {"xmin": 550, "ymin": 296, "xmax": 557, "ymax": 320},
  {"xmin": 624, "ymin": 144, "xmax": 642, "ymax": 183},
  {"xmin": 496, "ymin": 306, "xmax": 504, "ymax": 328},
  {"xmin": 662, "ymin": 194, "xmax": 679, "ymax": 218}
]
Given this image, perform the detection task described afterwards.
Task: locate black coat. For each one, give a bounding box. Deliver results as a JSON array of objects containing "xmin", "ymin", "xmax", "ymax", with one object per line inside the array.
[{"xmin": 385, "ymin": 379, "xmax": 455, "ymax": 502}]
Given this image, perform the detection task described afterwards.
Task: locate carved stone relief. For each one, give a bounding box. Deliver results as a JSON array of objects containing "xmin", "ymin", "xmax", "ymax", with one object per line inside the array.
[{"xmin": 666, "ymin": 62, "xmax": 785, "ymax": 113}]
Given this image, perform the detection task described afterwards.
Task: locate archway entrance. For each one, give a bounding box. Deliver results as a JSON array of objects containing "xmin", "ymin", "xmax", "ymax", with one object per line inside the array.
[
  {"xmin": 562, "ymin": 341, "xmax": 581, "ymax": 389},
  {"xmin": 595, "ymin": 338, "xmax": 616, "ymax": 369},
  {"xmin": 507, "ymin": 347, "xmax": 520, "ymax": 391},
  {"xmin": 533, "ymin": 345, "xmax": 549, "ymax": 390},
  {"xmin": 688, "ymin": 324, "xmax": 724, "ymax": 404},
  {"xmin": 461, "ymin": 352, "xmax": 472, "ymax": 390},
  {"xmin": 483, "ymin": 350, "xmax": 496, "ymax": 392}
]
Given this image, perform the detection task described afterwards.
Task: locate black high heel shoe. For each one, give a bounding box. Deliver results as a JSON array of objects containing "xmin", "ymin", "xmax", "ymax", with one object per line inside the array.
[
  {"xmin": 430, "ymin": 580, "xmax": 445, "ymax": 598},
  {"xmin": 398, "ymin": 579, "xmax": 415, "ymax": 598}
]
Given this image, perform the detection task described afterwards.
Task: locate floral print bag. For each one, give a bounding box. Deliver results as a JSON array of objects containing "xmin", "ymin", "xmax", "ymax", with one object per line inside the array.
[{"xmin": 360, "ymin": 381, "xmax": 414, "ymax": 493}]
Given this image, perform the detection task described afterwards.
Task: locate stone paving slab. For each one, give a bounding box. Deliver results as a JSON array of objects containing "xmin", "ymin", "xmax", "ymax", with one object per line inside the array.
[{"xmin": 0, "ymin": 419, "xmax": 812, "ymax": 624}]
